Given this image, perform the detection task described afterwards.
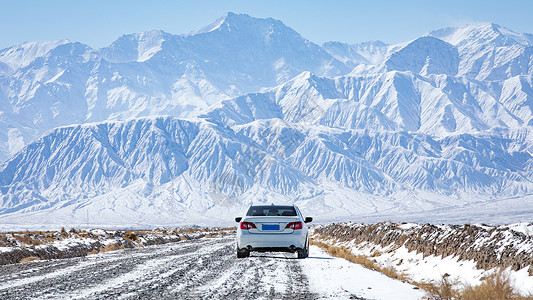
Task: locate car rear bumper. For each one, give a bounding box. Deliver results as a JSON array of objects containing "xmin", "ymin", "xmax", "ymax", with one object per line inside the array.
[{"xmin": 237, "ymin": 230, "xmax": 307, "ymax": 250}]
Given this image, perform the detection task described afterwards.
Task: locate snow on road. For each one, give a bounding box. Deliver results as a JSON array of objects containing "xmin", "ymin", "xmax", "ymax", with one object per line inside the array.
[{"xmin": 0, "ymin": 236, "xmax": 426, "ymax": 299}]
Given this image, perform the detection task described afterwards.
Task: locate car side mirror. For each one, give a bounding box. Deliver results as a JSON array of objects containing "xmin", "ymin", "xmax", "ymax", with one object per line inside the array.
[
  {"xmin": 304, "ymin": 217, "xmax": 313, "ymax": 223},
  {"xmin": 235, "ymin": 217, "xmax": 242, "ymax": 222}
]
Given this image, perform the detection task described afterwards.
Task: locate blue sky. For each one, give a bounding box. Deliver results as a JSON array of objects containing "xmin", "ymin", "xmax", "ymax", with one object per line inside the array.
[{"xmin": 1, "ymin": 0, "xmax": 532, "ymax": 49}]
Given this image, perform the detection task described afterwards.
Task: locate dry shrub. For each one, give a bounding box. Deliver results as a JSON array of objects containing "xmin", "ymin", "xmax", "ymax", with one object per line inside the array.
[
  {"xmin": 19, "ymin": 256, "xmax": 39, "ymax": 263},
  {"xmin": 124, "ymin": 232, "xmax": 138, "ymax": 242},
  {"xmin": 100, "ymin": 243, "xmax": 120, "ymax": 252},
  {"xmin": 0, "ymin": 234, "xmax": 11, "ymax": 247},
  {"xmin": 416, "ymin": 274, "xmax": 459, "ymax": 300},
  {"xmin": 87, "ymin": 249, "xmax": 99, "ymax": 255},
  {"xmin": 14, "ymin": 234, "xmax": 42, "ymax": 246},
  {"xmin": 458, "ymin": 270, "xmax": 533, "ymax": 300}
]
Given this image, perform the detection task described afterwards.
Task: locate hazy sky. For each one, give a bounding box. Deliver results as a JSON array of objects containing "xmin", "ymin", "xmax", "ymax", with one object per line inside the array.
[{"xmin": 1, "ymin": 0, "xmax": 532, "ymax": 49}]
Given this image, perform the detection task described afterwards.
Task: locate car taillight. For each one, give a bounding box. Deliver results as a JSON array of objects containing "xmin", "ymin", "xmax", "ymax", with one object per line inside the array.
[
  {"xmin": 240, "ymin": 222, "xmax": 256, "ymax": 230},
  {"xmin": 286, "ymin": 222, "xmax": 303, "ymax": 230}
]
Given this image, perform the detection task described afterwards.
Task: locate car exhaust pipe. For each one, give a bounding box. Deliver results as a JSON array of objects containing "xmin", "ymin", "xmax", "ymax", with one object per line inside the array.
[{"xmin": 289, "ymin": 245, "xmax": 296, "ymax": 253}]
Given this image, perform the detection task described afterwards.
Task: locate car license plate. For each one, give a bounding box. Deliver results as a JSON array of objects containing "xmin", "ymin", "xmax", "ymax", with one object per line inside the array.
[{"xmin": 262, "ymin": 224, "xmax": 279, "ymax": 230}]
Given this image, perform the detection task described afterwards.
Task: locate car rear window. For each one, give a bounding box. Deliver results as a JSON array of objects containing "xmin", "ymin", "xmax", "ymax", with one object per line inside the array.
[{"xmin": 246, "ymin": 206, "xmax": 297, "ymax": 217}]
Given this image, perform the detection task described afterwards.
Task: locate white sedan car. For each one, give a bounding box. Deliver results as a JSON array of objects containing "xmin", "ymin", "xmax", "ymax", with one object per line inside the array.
[{"xmin": 235, "ymin": 204, "xmax": 313, "ymax": 258}]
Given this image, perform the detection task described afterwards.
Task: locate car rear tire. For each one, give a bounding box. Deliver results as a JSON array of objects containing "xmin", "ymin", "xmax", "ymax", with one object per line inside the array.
[
  {"xmin": 297, "ymin": 248, "xmax": 306, "ymax": 259},
  {"xmin": 237, "ymin": 248, "xmax": 249, "ymax": 258},
  {"xmin": 298, "ymin": 236, "xmax": 309, "ymax": 258}
]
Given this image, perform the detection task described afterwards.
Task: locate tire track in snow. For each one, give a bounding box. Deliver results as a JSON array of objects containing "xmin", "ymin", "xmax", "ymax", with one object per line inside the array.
[
  {"xmin": 0, "ymin": 238, "xmax": 221, "ymax": 299},
  {"xmin": 0, "ymin": 236, "xmax": 319, "ymax": 299}
]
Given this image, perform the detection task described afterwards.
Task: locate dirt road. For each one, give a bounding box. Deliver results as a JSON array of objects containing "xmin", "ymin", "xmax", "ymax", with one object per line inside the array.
[{"xmin": 0, "ymin": 236, "xmax": 424, "ymax": 299}]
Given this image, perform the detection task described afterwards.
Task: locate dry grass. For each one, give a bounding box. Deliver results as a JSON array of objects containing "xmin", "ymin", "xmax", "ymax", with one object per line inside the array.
[
  {"xmin": 124, "ymin": 232, "xmax": 138, "ymax": 242},
  {"xmin": 458, "ymin": 270, "xmax": 533, "ymax": 300},
  {"xmin": 13, "ymin": 234, "xmax": 43, "ymax": 246},
  {"xmin": 60, "ymin": 227, "xmax": 68, "ymax": 238},
  {"xmin": 0, "ymin": 233, "xmax": 11, "ymax": 247},
  {"xmin": 100, "ymin": 243, "xmax": 122, "ymax": 253},
  {"xmin": 414, "ymin": 274, "xmax": 459, "ymax": 300},
  {"xmin": 87, "ymin": 249, "xmax": 99, "ymax": 255},
  {"xmin": 413, "ymin": 270, "xmax": 533, "ymax": 300},
  {"xmin": 19, "ymin": 256, "xmax": 39, "ymax": 263}
]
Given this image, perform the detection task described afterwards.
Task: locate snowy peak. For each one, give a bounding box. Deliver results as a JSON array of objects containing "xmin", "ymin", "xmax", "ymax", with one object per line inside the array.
[
  {"xmin": 100, "ymin": 30, "xmax": 173, "ymax": 63},
  {"xmin": 0, "ymin": 40, "xmax": 71, "ymax": 71},
  {"xmin": 428, "ymin": 23, "xmax": 533, "ymax": 48},
  {"xmin": 194, "ymin": 12, "xmax": 239, "ymax": 34},
  {"xmin": 382, "ymin": 36, "xmax": 459, "ymax": 76},
  {"xmin": 427, "ymin": 23, "xmax": 533, "ymax": 80},
  {"xmin": 191, "ymin": 12, "xmax": 325, "ymax": 58},
  {"xmin": 194, "ymin": 12, "xmax": 250, "ymax": 34},
  {"xmin": 194, "ymin": 12, "xmax": 285, "ymax": 36}
]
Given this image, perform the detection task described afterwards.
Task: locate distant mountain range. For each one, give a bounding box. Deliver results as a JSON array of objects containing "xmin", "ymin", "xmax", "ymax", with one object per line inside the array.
[{"xmin": 0, "ymin": 13, "xmax": 531, "ymax": 228}]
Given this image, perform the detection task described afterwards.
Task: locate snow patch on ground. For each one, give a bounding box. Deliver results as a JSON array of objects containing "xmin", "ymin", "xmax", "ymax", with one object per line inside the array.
[{"xmin": 301, "ymin": 245, "xmax": 425, "ymax": 299}]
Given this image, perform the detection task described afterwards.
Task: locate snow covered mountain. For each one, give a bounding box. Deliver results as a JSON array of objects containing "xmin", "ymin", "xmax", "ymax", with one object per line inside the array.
[
  {"xmin": 0, "ymin": 114, "xmax": 530, "ymax": 227},
  {"xmin": 333, "ymin": 23, "xmax": 533, "ymax": 81},
  {"xmin": 0, "ymin": 17, "xmax": 532, "ymax": 228},
  {"xmin": 427, "ymin": 23, "xmax": 533, "ymax": 80},
  {"xmin": 203, "ymin": 70, "xmax": 531, "ymax": 135},
  {"xmin": 1, "ymin": 70, "xmax": 532, "ymax": 227},
  {"xmin": 0, "ymin": 12, "xmax": 349, "ymax": 162}
]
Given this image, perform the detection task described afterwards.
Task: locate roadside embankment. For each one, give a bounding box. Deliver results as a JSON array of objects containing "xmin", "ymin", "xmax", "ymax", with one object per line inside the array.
[{"xmin": 311, "ymin": 222, "xmax": 533, "ymax": 298}]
